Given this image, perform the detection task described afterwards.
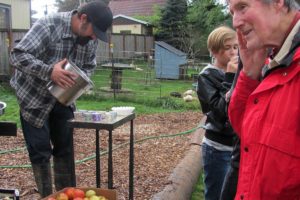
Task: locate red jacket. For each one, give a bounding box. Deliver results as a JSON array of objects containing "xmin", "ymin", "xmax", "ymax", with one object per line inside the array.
[{"xmin": 228, "ymin": 50, "xmax": 300, "ymax": 199}]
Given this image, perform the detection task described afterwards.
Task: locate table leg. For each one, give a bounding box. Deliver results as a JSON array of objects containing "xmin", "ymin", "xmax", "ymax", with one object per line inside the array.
[
  {"xmin": 96, "ymin": 129, "xmax": 101, "ymax": 188},
  {"xmin": 129, "ymin": 120, "xmax": 134, "ymax": 200},
  {"xmin": 108, "ymin": 130, "xmax": 113, "ymax": 188}
]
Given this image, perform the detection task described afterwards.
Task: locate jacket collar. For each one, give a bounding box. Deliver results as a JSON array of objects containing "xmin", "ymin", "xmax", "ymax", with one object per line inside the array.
[
  {"xmin": 200, "ymin": 64, "xmax": 225, "ymax": 74},
  {"xmin": 269, "ymin": 20, "xmax": 300, "ymax": 68},
  {"xmin": 263, "ymin": 16, "xmax": 300, "ymax": 78}
]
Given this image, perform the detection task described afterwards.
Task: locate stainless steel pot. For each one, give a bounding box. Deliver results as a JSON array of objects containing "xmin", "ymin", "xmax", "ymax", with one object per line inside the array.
[
  {"xmin": 47, "ymin": 60, "xmax": 94, "ymax": 106},
  {"xmin": 0, "ymin": 101, "xmax": 6, "ymax": 116}
]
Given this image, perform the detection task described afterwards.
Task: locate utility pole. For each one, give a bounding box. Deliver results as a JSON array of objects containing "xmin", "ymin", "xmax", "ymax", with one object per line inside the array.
[{"xmin": 44, "ymin": 4, "xmax": 48, "ymax": 16}]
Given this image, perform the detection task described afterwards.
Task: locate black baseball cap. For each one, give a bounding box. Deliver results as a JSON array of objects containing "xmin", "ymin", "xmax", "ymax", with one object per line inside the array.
[{"xmin": 78, "ymin": 1, "xmax": 113, "ymax": 42}]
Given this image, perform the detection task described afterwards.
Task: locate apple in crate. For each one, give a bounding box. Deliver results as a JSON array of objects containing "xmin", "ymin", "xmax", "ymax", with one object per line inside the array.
[
  {"xmin": 73, "ymin": 188, "xmax": 85, "ymax": 198},
  {"xmin": 85, "ymin": 189, "xmax": 96, "ymax": 198},
  {"xmin": 73, "ymin": 198, "xmax": 84, "ymax": 200},
  {"xmin": 56, "ymin": 192, "xmax": 69, "ymax": 200},
  {"xmin": 64, "ymin": 188, "xmax": 75, "ymax": 199}
]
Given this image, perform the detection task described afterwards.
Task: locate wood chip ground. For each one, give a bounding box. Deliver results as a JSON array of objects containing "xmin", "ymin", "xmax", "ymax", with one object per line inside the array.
[{"xmin": 0, "ymin": 111, "xmax": 202, "ymax": 200}]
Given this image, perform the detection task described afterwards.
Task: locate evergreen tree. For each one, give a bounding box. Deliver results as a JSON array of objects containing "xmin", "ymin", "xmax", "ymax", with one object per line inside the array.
[{"xmin": 157, "ymin": 0, "xmax": 188, "ymax": 50}]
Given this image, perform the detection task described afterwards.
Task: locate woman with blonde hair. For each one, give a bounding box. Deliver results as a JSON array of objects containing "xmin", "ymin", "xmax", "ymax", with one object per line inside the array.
[{"xmin": 197, "ymin": 25, "xmax": 238, "ymax": 200}]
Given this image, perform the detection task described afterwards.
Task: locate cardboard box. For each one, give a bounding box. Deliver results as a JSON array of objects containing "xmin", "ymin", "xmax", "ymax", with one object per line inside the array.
[{"xmin": 42, "ymin": 187, "xmax": 117, "ymax": 200}]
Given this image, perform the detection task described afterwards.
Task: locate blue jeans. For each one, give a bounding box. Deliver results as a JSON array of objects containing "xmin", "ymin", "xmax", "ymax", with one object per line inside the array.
[
  {"xmin": 202, "ymin": 142, "xmax": 231, "ymax": 200},
  {"xmin": 20, "ymin": 102, "xmax": 74, "ymax": 164}
]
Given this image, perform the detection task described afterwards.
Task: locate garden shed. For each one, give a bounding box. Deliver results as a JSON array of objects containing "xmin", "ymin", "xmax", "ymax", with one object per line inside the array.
[
  {"xmin": 112, "ymin": 14, "xmax": 153, "ymax": 35},
  {"xmin": 154, "ymin": 41, "xmax": 187, "ymax": 80}
]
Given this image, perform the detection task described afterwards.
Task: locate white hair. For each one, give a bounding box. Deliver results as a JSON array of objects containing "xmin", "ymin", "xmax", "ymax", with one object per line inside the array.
[
  {"xmin": 263, "ymin": 0, "xmax": 300, "ymax": 10},
  {"xmin": 227, "ymin": 0, "xmax": 299, "ymax": 10}
]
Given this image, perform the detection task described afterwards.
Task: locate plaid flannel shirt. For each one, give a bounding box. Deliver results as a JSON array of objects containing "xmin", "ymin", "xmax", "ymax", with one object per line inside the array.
[{"xmin": 10, "ymin": 11, "xmax": 98, "ymax": 128}]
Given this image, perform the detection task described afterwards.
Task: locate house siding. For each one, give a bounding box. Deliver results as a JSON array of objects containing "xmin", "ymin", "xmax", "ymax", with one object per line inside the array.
[
  {"xmin": 112, "ymin": 15, "xmax": 152, "ymax": 35},
  {"xmin": 0, "ymin": 0, "xmax": 30, "ymax": 79},
  {"xmin": 113, "ymin": 24, "xmax": 143, "ymax": 34},
  {"xmin": 0, "ymin": 0, "xmax": 30, "ymax": 30}
]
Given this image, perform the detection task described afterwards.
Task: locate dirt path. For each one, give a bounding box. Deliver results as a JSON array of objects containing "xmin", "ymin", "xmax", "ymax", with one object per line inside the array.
[{"xmin": 0, "ymin": 111, "xmax": 202, "ymax": 200}]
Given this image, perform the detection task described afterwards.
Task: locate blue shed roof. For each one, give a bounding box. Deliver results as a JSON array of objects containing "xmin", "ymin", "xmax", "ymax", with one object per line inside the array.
[{"xmin": 155, "ymin": 41, "xmax": 186, "ymax": 57}]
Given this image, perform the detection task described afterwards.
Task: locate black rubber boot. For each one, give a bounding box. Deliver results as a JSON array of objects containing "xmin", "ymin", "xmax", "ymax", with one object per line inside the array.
[
  {"xmin": 31, "ymin": 163, "xmax": 53, "ymax": 198},
  {"xmin": 53, "ymin": 156, "xmax": 76, "ymax": 191}
]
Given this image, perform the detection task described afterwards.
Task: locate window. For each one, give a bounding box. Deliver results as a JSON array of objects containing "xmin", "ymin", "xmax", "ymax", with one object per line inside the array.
[
  {"xmin": 0, "ymin": 4, "xmax": 11, "ymax": 30},
  {"xmin": 120, "ymin": 30, "xmax": 131, "ymax": 34}
]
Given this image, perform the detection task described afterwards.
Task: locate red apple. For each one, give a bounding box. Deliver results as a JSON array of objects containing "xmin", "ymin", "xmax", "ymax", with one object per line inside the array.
[
  {"xmin": 64, "ymin": 187, "xmax": 75, "ymax": 199},
  {"xmin": 73, "ymin": 189, "xmax": 85, "ymax": 198},
  {"xmin": 56, "ymin": 192, "xmax": 69, "ymax": 200},
  {"xmin": 73, "ymin": 198, "xmax": 84, "ymax": 200}
]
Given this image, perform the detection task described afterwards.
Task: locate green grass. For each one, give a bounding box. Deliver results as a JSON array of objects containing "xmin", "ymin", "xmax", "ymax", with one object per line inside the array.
[
  {"xmin": 191, "ymin": 171, "xmax": 205, "ymax": 200},
  {"xmin": 0, "ymin": 86, "xmax": 198, "ymax": 128},
  {"xmin": 0, "ymin": 61, "xmax": 201, "ymax": 126},
  {"xmin": 91, "ymin": 68, "xmax": 198, "ymax": 102},
  {"xmin": 0, "ymin": 84, "xmax": 19, "ymax": 125}
]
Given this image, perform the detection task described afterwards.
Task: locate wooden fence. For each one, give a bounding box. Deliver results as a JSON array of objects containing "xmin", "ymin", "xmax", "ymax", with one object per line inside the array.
[
  {"xmin": 0, "ymin": 32, "xmax": 10, "ymax": 80},
  {"xmin": 96, "ymin": 33, "xmax": 154, "ymax": 63},
  {"xmin": 0, "ymin": 31, "xmax": 154, "ymax": 80},
  {"xmin": 0, "ymin": 31, "xmax": 28, "ymax": 80}
]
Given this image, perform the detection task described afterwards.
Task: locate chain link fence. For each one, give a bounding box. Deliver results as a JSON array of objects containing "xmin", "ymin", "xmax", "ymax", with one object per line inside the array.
[{"xmin": 86, "ymin": 51, "xmax": 210, "ymax": 106}]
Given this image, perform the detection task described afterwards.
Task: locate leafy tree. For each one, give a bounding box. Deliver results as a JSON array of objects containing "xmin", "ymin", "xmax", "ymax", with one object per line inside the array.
[
  {"xmin": 187, "ymin": 0, "xmax": 231, "ymax": 56},
  {"xmin": 133, "ymin": 5, "xmax": 162, "ymax": 35},
  {"xmin": 157, "ymin": 0, "xmax": 188, "ymax": 50},
  {"xmin": 55, "ymin": 0, "xmax": 79, "ymax": 12},
  {"xmin": 155, "ymin": 0, "xmax": 229, "ymax": 59}
]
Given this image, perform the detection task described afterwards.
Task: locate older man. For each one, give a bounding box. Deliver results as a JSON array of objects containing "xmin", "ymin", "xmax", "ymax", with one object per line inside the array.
[{"xmin": 228, "ymin": 0, "xmax": 300, "ymax": 199}]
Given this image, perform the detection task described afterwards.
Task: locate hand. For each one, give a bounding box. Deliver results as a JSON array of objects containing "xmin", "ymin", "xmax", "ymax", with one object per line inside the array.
[
  {"xmin": 225, "ymin": 91, "xmax": 231, "ymax": 102},
  {"xmin": 227, "ymin": 56, "xmax": 238, "ymax": 73},
  {"xmin": 50, "ymin": 59, "xmax": 78, "ymax": 88},
  {"xmin": 237, "ymin": 30, "xmax": 268, "ymax": 80}
]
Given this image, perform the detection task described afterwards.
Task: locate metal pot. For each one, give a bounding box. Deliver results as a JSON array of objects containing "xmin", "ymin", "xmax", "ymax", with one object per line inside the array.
[
  {"xmin": 47, "ymin": 60, "xmax": 94, "ymax": 106},
  {"xmin": 0, "ymin": 101, "xmax": 6, "ymax": 116}
]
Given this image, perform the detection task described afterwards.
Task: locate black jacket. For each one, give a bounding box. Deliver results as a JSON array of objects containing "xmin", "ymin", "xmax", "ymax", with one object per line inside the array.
[{"xmin": 197, "ymin": 64, "xmax": 236, "ymax": 146}]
